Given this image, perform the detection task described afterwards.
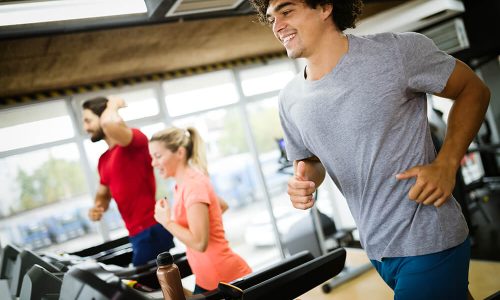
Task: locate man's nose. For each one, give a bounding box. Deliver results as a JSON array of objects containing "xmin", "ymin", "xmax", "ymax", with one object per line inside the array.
[{"xmin": 273, "ymin": 17, "xmax": 285, "ymax": 34}]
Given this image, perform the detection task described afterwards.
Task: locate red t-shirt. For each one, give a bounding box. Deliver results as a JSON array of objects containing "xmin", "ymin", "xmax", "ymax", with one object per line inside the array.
[
  {"xmin": 173, "ymin": 168, "xmax": 252, "ymax": 290},
  {"xmin": 98, "ymin": 128, "xmax": 156, "ymax": 236}
]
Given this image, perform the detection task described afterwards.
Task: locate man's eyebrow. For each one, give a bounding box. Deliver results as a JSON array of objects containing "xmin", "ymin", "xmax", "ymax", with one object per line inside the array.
[{"xmin": 266, "ymin": 2, "xmax": 294, "ymax": 19}]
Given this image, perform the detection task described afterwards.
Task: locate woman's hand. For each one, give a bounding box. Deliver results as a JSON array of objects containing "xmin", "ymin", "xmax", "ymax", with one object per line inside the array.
[{"xmin": 154, "ymin": 197, "xmax": 172, "ymax": 229}]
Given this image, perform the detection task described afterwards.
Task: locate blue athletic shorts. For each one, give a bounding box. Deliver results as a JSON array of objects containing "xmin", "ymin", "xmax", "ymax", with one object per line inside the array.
[
  {"xmin": 129, "ymin": 223, "xmax": 175, "ymax": 266},
  {"xmin": 370, "ymin": 238, "xmax": 471, "ymax": 300}
]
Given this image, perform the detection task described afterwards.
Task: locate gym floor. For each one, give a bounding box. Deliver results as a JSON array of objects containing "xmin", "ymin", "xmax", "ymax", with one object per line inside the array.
[
  {"xmin": 299, "ymin": 248, "xmax": 500, "ymax": 300},
  {"xmin": 299, "ymin": 195, "xmax": 500, "ymax": 300}
]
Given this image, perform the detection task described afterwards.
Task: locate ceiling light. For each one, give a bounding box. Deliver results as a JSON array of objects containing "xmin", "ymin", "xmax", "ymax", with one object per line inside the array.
[{"xmin": 0, "ymin": 0, "xmax": 147, "ymax": 27}]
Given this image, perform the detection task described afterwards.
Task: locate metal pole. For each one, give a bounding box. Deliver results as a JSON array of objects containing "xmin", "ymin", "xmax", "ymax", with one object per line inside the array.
[{"xmin": 232, "ymin": 70, "xmax": 286, "ymax": 258}]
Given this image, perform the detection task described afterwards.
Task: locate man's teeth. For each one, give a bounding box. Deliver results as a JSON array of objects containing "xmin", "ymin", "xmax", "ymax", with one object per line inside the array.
[{"xmin": 283, "ymin": 34, "xmax": 295, "ymax": 43}]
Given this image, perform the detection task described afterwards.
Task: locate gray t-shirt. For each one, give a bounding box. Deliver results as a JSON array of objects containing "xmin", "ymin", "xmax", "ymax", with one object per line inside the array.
[{"xmin": 279, "ymin": 32, "xmax": 468, "ymax": 261}]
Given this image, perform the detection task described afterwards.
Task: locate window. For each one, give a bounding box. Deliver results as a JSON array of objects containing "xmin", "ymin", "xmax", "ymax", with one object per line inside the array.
[
  {"xmin": 141, "ymin": 123, "xmax": 167, "ymax": 139},
  {"xmin": 0, "ymin": 143, "xmax": 90, "ymax": 250},
  {"xmin": 110, "ymin": 89, "xmax": 159, "ymax": 121},
  {"xmin": 239, "ymin": 61, "xmax": 296, "ymax": 97},
  {"xmin": 246, "ymin": 97, "xmax": 305, "ymax": 254},
  {"xmin": 0, "ymin": 100, "xmax": 73, "ymax": 152},
  {"xmin": 163, "ymin": 70, "xmax": 239, "ymax": 116},
  {"xmin": 246, "ymin": 97, "xmax": 284, "ymax": 153},
  {"xmin": 0, "ymin": 143, "xmax": 87, "ymax": 216},
  {"xmin": 83, "ymin": 139, "xmax": 108, "ymax": 170}
]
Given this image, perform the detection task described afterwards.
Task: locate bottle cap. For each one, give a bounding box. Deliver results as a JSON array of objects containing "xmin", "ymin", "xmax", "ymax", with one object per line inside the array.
[{"xmin": 156, "ymin": 251, "xmax": 174, "ymax": 266}]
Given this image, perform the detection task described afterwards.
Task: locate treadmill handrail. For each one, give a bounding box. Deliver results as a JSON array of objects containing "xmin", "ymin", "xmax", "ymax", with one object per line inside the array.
[
  {"xmin": 242, "ymin": 248, "xmax": 346, "ymax": 300},
  {"xmin": 188, "ymin": 251, "xmax": 314, "ymax": 300},
  {"xmin": 230, "ymin": 250, "xmax": 313, "ymax": 290},
  {"xmin": 70, "ymin": 236, "xmax": 130, "ymax": 257}
]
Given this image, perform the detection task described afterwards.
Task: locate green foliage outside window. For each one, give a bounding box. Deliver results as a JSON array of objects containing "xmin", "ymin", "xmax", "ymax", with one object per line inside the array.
[
  {"xmin": 249, "ymin": 106, "xmax": 283, "ymax": 153},
  {"xmin": 15, "ymin": 156, "xmax": 87, "ymax": 213},
  {"xmin": 218, "ymin": 104, "xmax": 283, "ymax": 157}
]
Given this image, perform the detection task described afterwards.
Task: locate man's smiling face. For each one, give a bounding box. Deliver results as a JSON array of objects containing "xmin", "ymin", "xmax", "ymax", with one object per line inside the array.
[{"xmin": 266, "ymin": 0, "xmax": 330, "ymax": 59}]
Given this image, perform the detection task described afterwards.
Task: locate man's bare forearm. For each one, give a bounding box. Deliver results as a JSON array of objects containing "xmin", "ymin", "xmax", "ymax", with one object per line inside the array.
[
  {"xmin": 435, "ymin": 62, "xmax": 490, "ymax": 172},
  {"xmin": 94, "ymin": 194, "xmax": 111, "ymax": 211}
]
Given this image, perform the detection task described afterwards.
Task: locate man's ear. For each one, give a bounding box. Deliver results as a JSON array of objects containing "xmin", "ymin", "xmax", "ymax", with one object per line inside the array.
[{"xmin": 321, "ymin": 3, "xmax": 333, "ymax": 21}]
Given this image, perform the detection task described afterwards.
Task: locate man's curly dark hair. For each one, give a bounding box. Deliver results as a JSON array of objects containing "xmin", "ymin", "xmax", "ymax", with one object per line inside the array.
[{"xmin": 249, "ymin": 0, "xmax": 364, "ymax": 31}]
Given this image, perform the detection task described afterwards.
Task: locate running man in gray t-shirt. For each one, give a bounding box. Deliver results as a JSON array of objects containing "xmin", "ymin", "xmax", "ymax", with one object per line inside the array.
[{"xmin": 250, "ymin": 0, "xmax": 490, "ymax": 299}]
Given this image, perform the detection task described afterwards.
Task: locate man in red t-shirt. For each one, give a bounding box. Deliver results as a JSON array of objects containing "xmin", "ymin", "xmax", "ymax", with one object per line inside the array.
[{"xmin": 82, "ymin": 96, "xmax": 174, "ymax": 266}]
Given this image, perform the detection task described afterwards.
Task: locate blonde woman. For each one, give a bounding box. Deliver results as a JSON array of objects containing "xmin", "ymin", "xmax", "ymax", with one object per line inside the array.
[{"xmin": 149, "ymin": 127, "xmax": 251, "ymax": 294}]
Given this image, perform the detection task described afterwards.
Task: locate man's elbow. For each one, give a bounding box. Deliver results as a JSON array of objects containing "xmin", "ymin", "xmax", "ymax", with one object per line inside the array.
[
  {"xmin": 470, "ymin": 75, "xmax": 490, "ymax": 106},
  {"xmin": 460, "ymin": 78, "xmax": 491, "ymax": 115},
  {"xmin": 481, "ymin": 84, "xmax": 491, "ymax": 107}
]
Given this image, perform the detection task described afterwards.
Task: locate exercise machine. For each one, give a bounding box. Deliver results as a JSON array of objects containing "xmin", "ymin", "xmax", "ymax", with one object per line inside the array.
[
  {"xmin": 283, "ymin": 194, "xmax": 372, "ymax": 293},
  {"xmin": 0, "ymin": 240, "xmax": 189, "ymax": 299},
  {"xmin": 212, "ymin": 248, "xmax": 346, "ymax": 300},
  {"xmin": 70, "ymin": 236, "xmax": 133, "ymax": 267},
  {"xmin": 0, "ymin": 244, "xmax": 21, "ymax": 299},
  {"xmin": 58, "ymin": 249, "xmax": 345, "ymax": 300}
]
